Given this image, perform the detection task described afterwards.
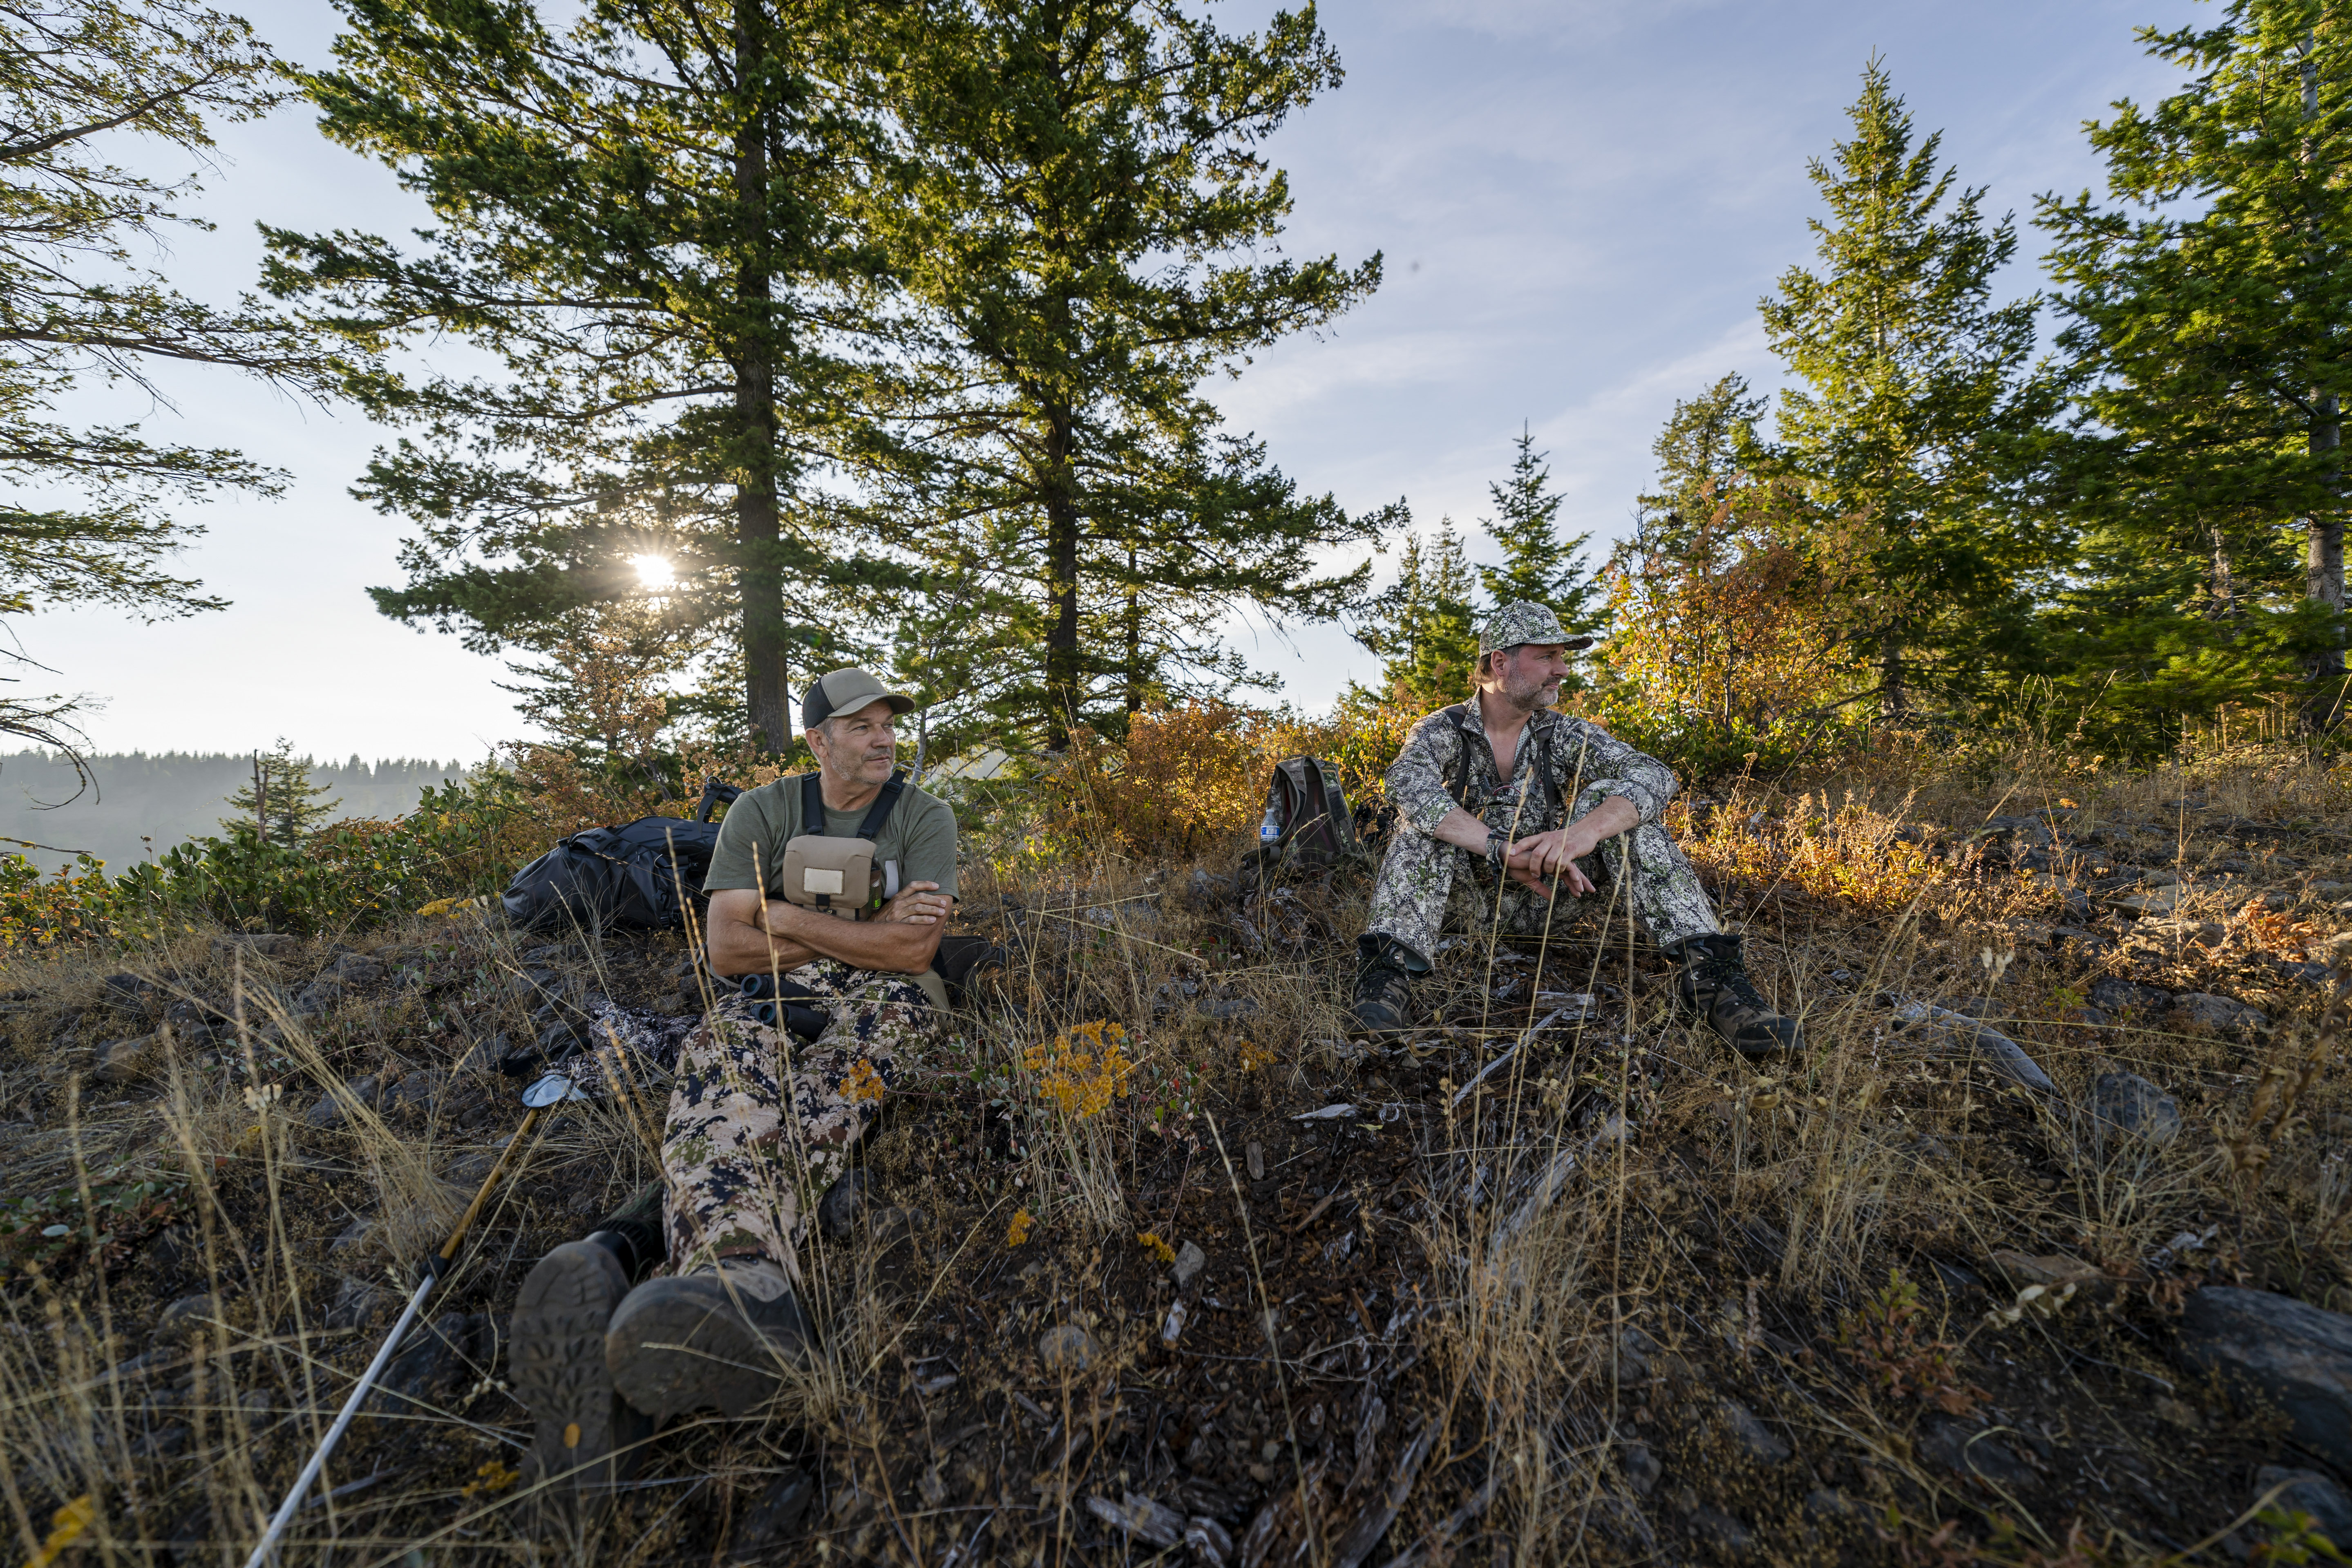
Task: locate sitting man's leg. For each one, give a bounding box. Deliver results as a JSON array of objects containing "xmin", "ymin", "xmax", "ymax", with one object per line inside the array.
[
  {"xmin": 604, "ymin": 959, "xmax": 938, "ymax": 1419},
  {"xmin": 1523, "ymin": 823, "xmax": 1801, "ymax": 1058},
  {"xmin": 1350, "ymin": 828, "xmax": 1464, "ymax": 1033},
  {"xmin": 1355, "ymin": 821, "xmax": 1799, "ymax": 1057},
  {"xmin": 509, "ymin": 1182, "xmax": 663, "ymax": 1502}
]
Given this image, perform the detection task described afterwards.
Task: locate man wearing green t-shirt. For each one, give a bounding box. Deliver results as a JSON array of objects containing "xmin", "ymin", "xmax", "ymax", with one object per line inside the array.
[{"xmin": 510, "ymin": 667, "xmax": 957, "ymax": 1492}]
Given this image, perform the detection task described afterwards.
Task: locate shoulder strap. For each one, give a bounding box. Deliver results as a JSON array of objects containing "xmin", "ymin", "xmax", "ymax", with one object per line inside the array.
[
  {"xmin": 1445, "ymin": 705, "xmax": 1479, "ymax": 811},
  {"xmin": 856, "ymin": 770, "xmax": 907, "ymax": 841},
  {"xmin": 797, "ymin": 769, "xmax": 908, "ymax": 840}
]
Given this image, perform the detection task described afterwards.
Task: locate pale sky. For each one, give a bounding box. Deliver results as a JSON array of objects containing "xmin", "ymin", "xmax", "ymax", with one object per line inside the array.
[{"xmin": 20, "ymin": 0, "xmax": 2195, "ymax": 763}]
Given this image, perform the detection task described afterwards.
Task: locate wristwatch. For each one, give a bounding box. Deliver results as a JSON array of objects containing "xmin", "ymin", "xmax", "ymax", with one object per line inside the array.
[{"xmin": 1485, "ymin": 830, "xmax": 1510, "ymax": 870}]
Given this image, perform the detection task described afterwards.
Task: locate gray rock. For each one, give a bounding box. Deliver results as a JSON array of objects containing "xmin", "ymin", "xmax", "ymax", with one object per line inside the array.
[
  {"xmin": 2179, "ymin": 1287, "xmax": 2352, "ymax": 1472},
  {"xmin": 1185, "ymin": 1516, "xmax": 1235, "ymax": 1565},
  {"xmin": 304, "ymin": 1075, "xmax": 381, "ymax": 1130},
  {"xmin": 1621, "ymin": 1440, "xmax": 1660, "ymax": 1497},
  {"xmin": 1919, "ymin": 1418, "xmax": 2034, "ymax": 1486},
  {"xmin": 1037, "ymin": 1324, "xmax": 1101, "ymax": 1375},
  {"xmin": 2093, "ymin": 1071, "xmax": 2182, "ymax": 1148},
  {"xmin": 326, "ymin": 1277, "xmax": 393, "ymax": 1330},
  {"xmin": 726, "ymin": 1467, "xmax": 815, "ymax": 1561},
  {"xmin": 2258, "ymin": 1467, "xmax": 2352, "ymax": 1545},
  {"xmin": 1687, "ymin": 1505, "xmax": 1751, "ymax": 1552},
  {"xmin": 2088, "ymin": 978, "xmax": 2172, "ymax": 1016},
  {"xmin": 152, "ymin": 1294, "xmax": 220, "ymax": 1343},
  {"xmin": 1086, "ymin": 1491, "xmax": 1185, "ymax": 1550},
  {"xmin": 1171, "ymin": 1240, "xmax": 1207, "ymax": 1288},
  {"xmin": 818, "ymin": 1168, "xmax": 874, "ymax": 1241},
  {"xmin": 1721, "ymin": 1399, "xmax": 1789, "ymax": 1464},
  {"xmin": 1196, "ymin": 997, "xmax": 1260, "ymax": 1022},
  {"xmin": 372, "ymin": 1311, "xmax": 482, "ymax": 1412},
  {"xmin": 91, "ymin": 1033, "xmax": 163, "ymax": 1084},
  {"xmin": 385, "ymin": 1068, "xmax": 445, "ymax": 1116},
  {"xmin": 326, "ymin": 953, "xmax": 387, "ymax": 987},
  {"xmin": 2173, "ymin": 993, "xmax": 2268, "ymax": 1035},
  {"xmin": 212, "ymin": 933, "xmax": 298, "ymax": 960}
]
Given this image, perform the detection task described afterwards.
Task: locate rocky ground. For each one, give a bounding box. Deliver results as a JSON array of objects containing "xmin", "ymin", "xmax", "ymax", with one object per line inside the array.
[{"xmin": 6, "ymin": 759, "xmax": 2352, "ymax": 1564}]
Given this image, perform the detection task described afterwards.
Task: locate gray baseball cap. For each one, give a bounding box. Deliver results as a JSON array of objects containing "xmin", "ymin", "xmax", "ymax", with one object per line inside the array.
[
  {"xmin": 1478, "ymin": 600, "xmax": 1594, "ymax": 655},
  {"xmin": 801, "ymin": 666, "xmax": 916, "ymax": 728}
]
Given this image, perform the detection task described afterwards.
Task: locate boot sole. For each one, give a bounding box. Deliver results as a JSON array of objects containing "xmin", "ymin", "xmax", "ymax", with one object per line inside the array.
[
  {"xmin": 605, "ymin": 1285, "xmax": 798, "ymax": 1421},
  {"xmin": 510, "ymin": 1241, "xmax": 646, "ymax": 1499}
]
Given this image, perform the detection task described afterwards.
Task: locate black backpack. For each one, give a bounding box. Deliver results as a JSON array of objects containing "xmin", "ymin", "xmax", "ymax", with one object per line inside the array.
[
  {"xmin": 1237, "ymin": 757, "xmax": 1361, "ymax": 892},
  {"xmin": 501, "ymin": 778, "xmax": 742, "ymax": 934}
]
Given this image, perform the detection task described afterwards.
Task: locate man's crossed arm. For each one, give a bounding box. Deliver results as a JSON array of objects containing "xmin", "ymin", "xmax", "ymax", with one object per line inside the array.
[
  {"xmin": 1424, "ymin": 795, "xmax": 1642, "ymax": 899},
  {"xmin": 704, "ymin": 883, "xmax": 952, "ymax": 977}
]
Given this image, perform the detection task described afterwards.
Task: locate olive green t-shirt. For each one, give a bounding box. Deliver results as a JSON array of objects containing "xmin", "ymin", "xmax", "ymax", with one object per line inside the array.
[{"xmin": 702, "ymin": 775, "xmax": 960, "ymax": 903}]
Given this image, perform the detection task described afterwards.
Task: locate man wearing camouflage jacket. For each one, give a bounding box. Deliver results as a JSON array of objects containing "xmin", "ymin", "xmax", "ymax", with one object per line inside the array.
[{"xmin": 1353, "ymin": 601, "xmax": 1802, "ymax": 1059}]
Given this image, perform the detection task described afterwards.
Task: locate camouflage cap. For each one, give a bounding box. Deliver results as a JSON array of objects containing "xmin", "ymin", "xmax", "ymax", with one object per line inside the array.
[{"xmin": 1478, "ymin": 600, "xmax": 1594, "ymax": 654}]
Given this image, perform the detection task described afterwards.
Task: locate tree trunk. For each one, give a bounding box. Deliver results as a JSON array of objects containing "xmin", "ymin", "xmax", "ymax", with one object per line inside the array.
[
  {"xmin": 1123, "ymin": 544, "xmax": 1142, "ymax": 716},
  {"xmin": 2210, "ymin": 523, "xmax": 2236, "ymax": 619},
  {"xmin": 734, "ymin": 0, "xmax": 789, "ymax": 754},
  {"xmin": 1878, "ymin": 624, "xmax": 1907, "ymax": 719},
  {"xmin": 2310, "ymin": 395, "xmax": 2345, "ymax": 716},
  {"xmin": 2303, "ymin": 39, "xmax": 2344, "ymax": 727},
  {"xmin": 1042, "ymin": 406, "xmax": 1081, "ymax": 749}
]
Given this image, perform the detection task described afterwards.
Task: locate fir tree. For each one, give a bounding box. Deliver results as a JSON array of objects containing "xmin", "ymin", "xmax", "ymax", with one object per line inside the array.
[
  {"xmin": 868, "ymin": 0, "xmax": 1386, "ymax": 750},
  {"xmin": 0, "ymin": 1, "xmax": 338, "ymax": 624},
  {"xmin": 1758, "ymin": 58, "xmax": 2062, "ymax": 718},
  {"xmin": 1476, "ymin": 426, "xmax": 1604, "ymax": 667},
  {"xmin": 267, "ymin": 0, "xmax": 900, "ymax": 754},
  {"xmin": 497, "ymin": 603, "xmax": 701, "ymax": 763},
  {"xmin": 1353, "ymin": 516, "xmax": 1480, "ymax": 710},
  {"xmin": 1634, "ymin": 375, "xmax": 1768, "ymax": 559},
  {"xmin": 222, "ymin": 740, "xmax": 340, "ymax": 849},
  {"xmin": 2038, "ymin": 0, "xmax": 2352, "ymax": 732}
]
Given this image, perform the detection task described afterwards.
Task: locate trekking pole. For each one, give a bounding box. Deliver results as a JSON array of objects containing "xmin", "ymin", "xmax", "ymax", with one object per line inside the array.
[{"xmin": 242, "ymin": 1070, "xmax": 584, "ymax": 1568}]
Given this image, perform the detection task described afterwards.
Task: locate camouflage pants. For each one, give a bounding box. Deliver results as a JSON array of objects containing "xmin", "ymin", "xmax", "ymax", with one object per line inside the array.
[
  {"xmin": 662, "ymin": 959, "xmax": 941, "ymax": 1277},
  {"xmin": 1364, "ymin": 822, "xmax": 1719, "ymax": 967}
]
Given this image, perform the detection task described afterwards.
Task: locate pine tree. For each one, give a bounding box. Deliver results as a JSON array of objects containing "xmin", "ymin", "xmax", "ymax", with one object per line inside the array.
[
  {"xmin": 497, "ymin": 603, "xmax": 701, "ymax": 762},
  {"xmin": 222, "ymin": 740, "xmax": 340, "ymax": 849},
  {"xmin": 1634, "ymin": 375, "xmax": 1768, "ymax": 558},
  {"xmin": 1758, "ymin": 58, "xmax": 2062, "ymax": 718},
  {"xmin": 0, "ymin": 0, "xmax": 338, "ymax": 626},
  {"xmin": 1353, "ymin": 516, "xmax": 1480, "ymax": 710},
  {"xmin": 868, "ymin": 0, "xmax": 1386, "ymax": 750},
  {"xmin": 266, "ymin": 0, "xmax": 897, "ymax": 754},
  {"xmin": 1476, "ymin": 426, "xmax": 1603, "ymax": 667},
  {"xmin": 2038, "ymin": 0, "xmax": 2352, "ymax": 734}
]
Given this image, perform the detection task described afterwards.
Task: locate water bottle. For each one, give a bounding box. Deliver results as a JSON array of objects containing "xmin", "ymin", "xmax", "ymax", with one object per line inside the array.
[{"xmin": 1259, "ymin": 801, "xmax": 1282, "ymax": 844}]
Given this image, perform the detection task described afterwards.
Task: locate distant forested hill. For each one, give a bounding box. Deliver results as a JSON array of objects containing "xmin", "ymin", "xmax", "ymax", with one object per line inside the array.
[{"xmin": 0, "ymin": 752, "xmax": 476, "ymax": 875}]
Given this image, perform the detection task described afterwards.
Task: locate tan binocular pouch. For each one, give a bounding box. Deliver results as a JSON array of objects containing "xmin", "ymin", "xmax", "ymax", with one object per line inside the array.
[
  {"xmin": 779, "ymin": 833, "xmax": 883, "ymax": 919},
  {"xmin": 775, "ymin": 824, "xmax": 949, "ymax": 1013}
]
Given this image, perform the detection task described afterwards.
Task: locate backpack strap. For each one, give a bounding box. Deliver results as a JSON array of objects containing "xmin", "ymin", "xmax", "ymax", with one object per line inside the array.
[
  {"xmin": 796, "ymin": 769, "xmax": 908, "ymax": 840},
  {"xmin": 1444, "ymin": 705, "xmax": 1480, "ymax": 811},
  {"xmin": 856, "ymin": 771, "xmax": 907, "ymax": 840}
]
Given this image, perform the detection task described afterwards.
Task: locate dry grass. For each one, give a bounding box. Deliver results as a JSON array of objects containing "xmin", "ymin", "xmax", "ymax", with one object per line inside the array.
[{"xmin": 2, "ymin": 744, "xmax": 2350, "ymax": 1563}]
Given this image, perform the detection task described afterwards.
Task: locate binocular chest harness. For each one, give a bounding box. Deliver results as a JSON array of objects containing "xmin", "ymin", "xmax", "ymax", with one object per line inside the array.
[{"xmin": 778, "ymin": 768, "xmax": 906, "ymax": 917}]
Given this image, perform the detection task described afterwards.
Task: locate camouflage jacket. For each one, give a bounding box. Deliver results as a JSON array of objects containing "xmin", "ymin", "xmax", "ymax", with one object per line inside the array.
[{"xmin": 1383, "ymin": 702, "xmax": 1681, "ymax": 842}]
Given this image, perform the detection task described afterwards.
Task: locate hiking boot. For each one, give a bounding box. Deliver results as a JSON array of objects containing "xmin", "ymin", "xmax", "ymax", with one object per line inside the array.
[
  {"xmin": 510, "ymin": 1241, "xmax": 653, "ymax": 1498},
  {"xmin": 1670, "ymin": 933, "xmax": 1802, "ymax": 1060},
  {"xmin": 1351, "ymin": 935, "xmax": 1423, "ymax": 1036},
  {"xmin": 604, "ymin": 1257, "xmax": 814, "ymax": 1420}
]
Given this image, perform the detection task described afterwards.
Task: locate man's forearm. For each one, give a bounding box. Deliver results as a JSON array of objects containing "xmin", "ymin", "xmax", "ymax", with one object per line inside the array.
[
  {"xmin": 758, "ymin": 901, "xmax": 944, "ymax": 975},
  {"xmin": 1431, "ymin": 806, "xmax": 1496, "ymax": 853}
]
